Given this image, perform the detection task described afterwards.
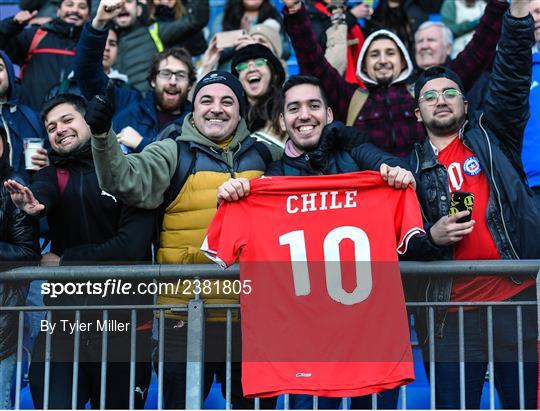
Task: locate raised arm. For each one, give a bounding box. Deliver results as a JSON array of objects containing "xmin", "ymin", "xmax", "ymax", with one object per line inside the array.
[
  {"xmin": 447, "ymin": 0, "xmax": 509, "ymax": 92},
  {"xmin": 282, "ymin": 0, "xmax": 357, "ymax": 122},
  {"xmin": 482, "ymin": 1, "xmax": 534, "ymax": 156},
  {"xmin": 0, "ymin": 12, "xmax": 37, "ymax": 64},
  {"xmin": 75, "ymin": 0, "xmax": 125, "ymax": 99},
  {"xmin": 86, "ymin": 94, "xmax": 178, "ymax": 209}
]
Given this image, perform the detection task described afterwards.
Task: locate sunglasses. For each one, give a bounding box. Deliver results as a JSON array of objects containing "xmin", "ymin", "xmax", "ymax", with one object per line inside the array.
[
  {"xmin": 234, "ymin": 58, "xmax": 268, "ymax": 73},
  {"xmin": 419, "ymin": 88, "xmax": 462, "ymax": 105}
]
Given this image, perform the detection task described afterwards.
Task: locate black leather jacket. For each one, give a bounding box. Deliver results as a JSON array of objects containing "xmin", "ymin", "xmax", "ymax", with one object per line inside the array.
[
  {"xmin": 0, "ymin": 172, "xmax": 40, "ymax": 360},
  {"xmin": 404, "ymin": 11, "xmax": 538, "ymax": 338}
]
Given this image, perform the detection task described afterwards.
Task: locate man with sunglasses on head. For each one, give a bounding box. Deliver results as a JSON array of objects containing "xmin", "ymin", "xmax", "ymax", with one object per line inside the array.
[{"xmin": 404, "ymin": 0, "xmax": 540, "ymax": 408}]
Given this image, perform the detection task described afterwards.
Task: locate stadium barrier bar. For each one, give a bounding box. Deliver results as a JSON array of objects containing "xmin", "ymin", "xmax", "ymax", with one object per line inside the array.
[
  {"xmin": 2, "ymin": 260, "xmax": 539, "ymax": 410},
  {"xmin": 3, "ymin": 260, "xmax": 540, "ymax": 282}
]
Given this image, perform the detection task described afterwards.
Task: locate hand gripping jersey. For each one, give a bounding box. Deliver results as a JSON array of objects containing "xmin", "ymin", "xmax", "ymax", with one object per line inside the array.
[{"xmin": 202, "ymin": 171, "xmax": 424, "ymax": 398}]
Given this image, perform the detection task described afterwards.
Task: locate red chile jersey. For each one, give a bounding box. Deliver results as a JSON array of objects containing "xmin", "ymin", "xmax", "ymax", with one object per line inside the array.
[{"xmin": 201, "ymin": 171, "xmax": 424, "ymax": 398}]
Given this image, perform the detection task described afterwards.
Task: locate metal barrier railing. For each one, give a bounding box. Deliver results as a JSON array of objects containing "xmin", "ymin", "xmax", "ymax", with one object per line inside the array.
[{"xmin": 1, "ymin": 260, "xmax": 539, "ymax": 410}]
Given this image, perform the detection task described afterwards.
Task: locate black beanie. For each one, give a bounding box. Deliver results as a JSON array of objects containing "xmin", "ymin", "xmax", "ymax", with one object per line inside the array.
[
  {"xmin": 230, "ymin": 44, "xmax": 285, "ymax": 86},
  {"xmin": 414, "ymin": 66, "xmax": 465, "ymax": 104},
  {"xmin": 192, "ymin": 70, "xmax": 246, "ymax": 116}
]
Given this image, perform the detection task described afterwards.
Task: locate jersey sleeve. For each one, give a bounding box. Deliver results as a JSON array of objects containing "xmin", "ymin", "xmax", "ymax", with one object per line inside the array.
[
  {"xmin": 201, "ymin": 201, "xmax": 250, "ymax": 268},
  {"xmin": 393, "ymin": 188, "xmax": 426, "ymax": 255}
]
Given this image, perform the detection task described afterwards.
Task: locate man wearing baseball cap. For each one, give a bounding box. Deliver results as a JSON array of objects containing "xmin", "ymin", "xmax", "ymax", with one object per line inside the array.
[
  {"xmin": 405, "ymin": 1, "xmax": 540, "ymax": 408},
  {"xmin": 86, "ymin": 70, "xmax": 281, "ymax": 408}
]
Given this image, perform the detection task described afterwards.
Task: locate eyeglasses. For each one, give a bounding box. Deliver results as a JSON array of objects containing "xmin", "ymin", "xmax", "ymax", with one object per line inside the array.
[
  {"xmin": 419, "ymin": 88, "xmax": 462, "ymax": 105},
  {"xmin": 157, "ymin": 69, "xmax": 188, "ymax": 81},
  {"xmin": 234, "ymin": 58, "xmax": 268, "ymax": 73}
]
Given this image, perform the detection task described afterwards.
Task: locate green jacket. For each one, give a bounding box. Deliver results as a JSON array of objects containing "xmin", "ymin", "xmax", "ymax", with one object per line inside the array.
[{"xmin": 91, "ymin": 113, "xmax": 281, "ymax": 210}]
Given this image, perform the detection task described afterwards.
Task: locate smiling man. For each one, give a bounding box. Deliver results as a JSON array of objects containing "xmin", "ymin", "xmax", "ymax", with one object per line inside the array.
[
  {"xmin": 0, "ymin": 0, "xmax": 90, "ymax": 110},
  {"xmin": 405, "ymin": 0, "xmax": 540, "ymax": 406},
  {"xmin": 4, "ymin": 93, "xmax": 155, "ymax": 409},
  {"xmin": 75, "ymin": 0, "xmax": 199, "ymax": 153},
  {"xmin": 216, "ymin": 75, "xmax": 416, "ymax": 410},
  {"xmin": 86, "ymin": 70, "xmax": 281, "ymax": 409},
  {"xmin": 283, "ymin": 0, "xmax": 423, "ymax": 157},
  {"xmin": 411, "ymin": 0, "xmax": 509, "ymax": 93}
]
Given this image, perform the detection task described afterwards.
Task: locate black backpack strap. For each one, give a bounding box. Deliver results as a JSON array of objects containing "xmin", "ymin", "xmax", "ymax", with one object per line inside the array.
[
  {"xmin": 253, "ymin": 141, "xmax": 273, "ymax": 165},
  {"xmin": 162, "ymin": 141, "xmax": 196, "ymax": 210}
]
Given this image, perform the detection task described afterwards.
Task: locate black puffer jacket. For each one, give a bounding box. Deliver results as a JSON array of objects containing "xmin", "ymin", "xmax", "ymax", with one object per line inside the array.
[
  {"xmin": 404, "ymin": 11, "xmax": 538, "ymax": 338},
  {"xmin": 0, "ymin": 18, "xmax": 82, "ymax": 110},
  {"xmin": 0, "ymin": 172, "xmax": 40, "ymax": 360}
]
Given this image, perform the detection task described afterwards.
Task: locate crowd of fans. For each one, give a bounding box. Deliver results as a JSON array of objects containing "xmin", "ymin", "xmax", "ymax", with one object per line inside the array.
[{"xmin": 0, "ymin": 0, "xmax": 540, "ymax": 409}]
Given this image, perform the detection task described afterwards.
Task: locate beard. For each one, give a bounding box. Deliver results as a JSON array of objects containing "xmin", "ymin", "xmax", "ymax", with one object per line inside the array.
[
  {"xmin": 427, "ymin": 112, "xmax": 466, "ymax": 135},
  {"xmin": 376, "ymin": 74, "xmax": 394, "ymax": 87},
  {"xmin": 155, "ymin": 88, "xmax": 185, "ymax": 112}
]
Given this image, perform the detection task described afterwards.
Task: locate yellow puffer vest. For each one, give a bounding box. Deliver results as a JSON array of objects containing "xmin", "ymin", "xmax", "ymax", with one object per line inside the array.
[{"xmin": 157, "ymin": 169, "xmax": 262, "ymax": 321}]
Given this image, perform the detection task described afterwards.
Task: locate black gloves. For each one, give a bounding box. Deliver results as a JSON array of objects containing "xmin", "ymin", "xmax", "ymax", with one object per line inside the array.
[
  {"xmin": 307, "ymin": 122, "xmax": 369, "ymax": 170},
  {"xmin": 84, "ymin": 82, "xmax": 115, "ymax": 135}
]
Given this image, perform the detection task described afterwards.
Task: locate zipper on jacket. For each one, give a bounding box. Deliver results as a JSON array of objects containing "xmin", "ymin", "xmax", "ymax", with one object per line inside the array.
[
  {"xmin": 384, "ymin": 90, "xmax": 396, "ymax": 145},
  {"xmin": 79, "ymin": 172, "xmax": 91, "ymax": 244}
]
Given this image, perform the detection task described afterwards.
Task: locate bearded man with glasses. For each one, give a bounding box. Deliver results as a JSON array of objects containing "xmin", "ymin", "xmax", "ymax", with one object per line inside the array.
[
  {"xmin": 402, "ymin": 1, "xmax": 540, "ymax": 408},
  {"xmin": 74, "ymin": 0, "xmax": 200, "ymax": 154}
]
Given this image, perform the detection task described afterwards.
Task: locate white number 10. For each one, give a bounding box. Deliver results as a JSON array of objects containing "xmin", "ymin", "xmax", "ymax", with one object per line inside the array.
[{"xmin": 279, "ymin": 226, "xmax": 372, "ymax": 306}]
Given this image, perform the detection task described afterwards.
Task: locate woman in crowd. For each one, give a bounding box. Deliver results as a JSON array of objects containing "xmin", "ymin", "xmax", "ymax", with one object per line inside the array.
[
  {"xmin": 231, "ymin": 43, "xmax": 286, "ymax": 147},
  {"xmin": 0, "ymin": 127, "xmax": 40, "ymax": 410},
  {"xmin": 209, "ymin": 0, "xmax": 290, "ymax": 70}
]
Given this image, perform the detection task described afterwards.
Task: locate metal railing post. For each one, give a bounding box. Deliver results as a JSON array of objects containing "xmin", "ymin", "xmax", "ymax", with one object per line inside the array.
[
  {"xmin": 157, "ymin": 310, "xmax": 165, "ymax": 410},
  {"xmin": 43, "ymin": 310, "xmax": 52, "ymax": 410},
  {"xmin": 516, "ymin": 305, "xmax": 524, "ymax": 410},
  {"xmin": 100, "ymin": 310, "xmax": 109, "ymax": 410},
  {"xmin": 428, "ymin": 307, "xmax": 436, "ymax": 410},
  {"xmin": 225, "ymin": 309, "xmax": 232, "ymax": 410},
  {"xmin": 486, "ymin": 306, "xmax": 495, "ymax": 410},
  {"xmin": 72, "ymin": 310, "xmax": 81, "ymax": 409},
  {"xmin": 129, "ymin": 309, "xmax": 137, "ymax": 410},
  {"xmin": 458, "ymin": 307, "xmax": 465, "ymax": 409},
  {"xmin": 185, "ymin": 299, "xmax": 205, "ymax": 409},
  {"xmin": 14, "ymin": 311, "xmax": 24, "ymax": 410}
]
